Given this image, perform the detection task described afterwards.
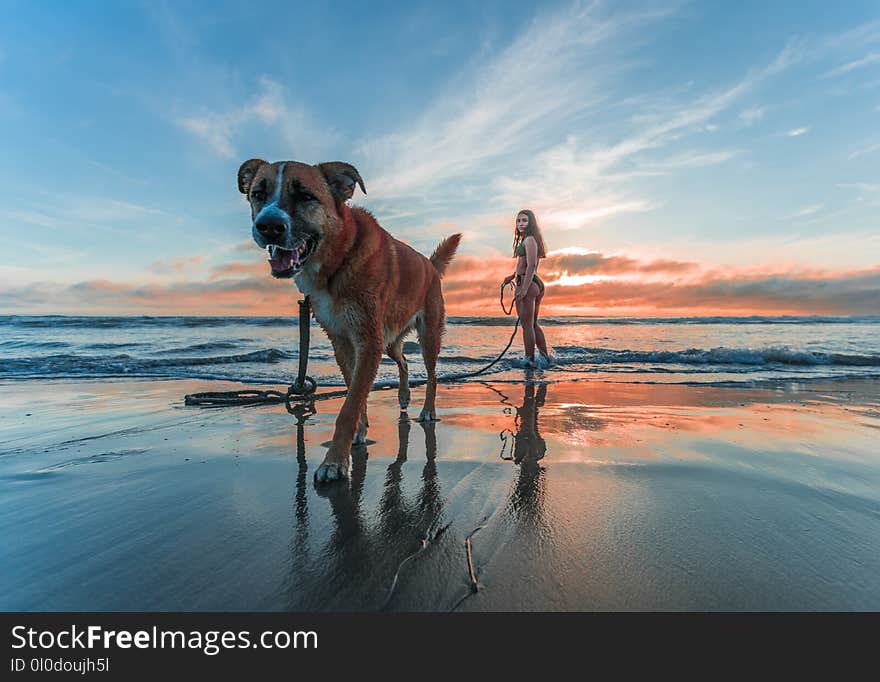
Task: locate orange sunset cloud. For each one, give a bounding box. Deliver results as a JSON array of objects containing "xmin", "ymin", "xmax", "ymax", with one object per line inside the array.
[{"xmin": 3, "ymin": 248, "xmax": 878, "ymax": 317}]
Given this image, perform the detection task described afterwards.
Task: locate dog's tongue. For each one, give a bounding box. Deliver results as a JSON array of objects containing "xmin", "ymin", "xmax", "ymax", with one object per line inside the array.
[{"xmin": 269, "ymin": 248, "xmax": 294, "ymax": 272}]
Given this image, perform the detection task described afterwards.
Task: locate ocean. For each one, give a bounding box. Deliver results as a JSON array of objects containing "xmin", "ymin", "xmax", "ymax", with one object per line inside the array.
[{"xmin": 2, "ymin": 315, "xmax": 880, "ymax": 388}]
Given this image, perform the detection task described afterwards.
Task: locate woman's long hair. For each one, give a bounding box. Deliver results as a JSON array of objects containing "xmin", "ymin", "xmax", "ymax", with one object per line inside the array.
[{"xmin": 512, "ymin": 209, "xmax": 547, "ymax": 258}]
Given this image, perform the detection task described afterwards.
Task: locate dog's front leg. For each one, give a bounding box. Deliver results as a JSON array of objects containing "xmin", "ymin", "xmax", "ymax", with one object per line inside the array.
[
  {"xmin": 331, "ymin": 335, "xmax": 370, "ymax": 446},
  {"xmin": 314, "ymin": 337, "xmax": 382, "ymax": 484}
]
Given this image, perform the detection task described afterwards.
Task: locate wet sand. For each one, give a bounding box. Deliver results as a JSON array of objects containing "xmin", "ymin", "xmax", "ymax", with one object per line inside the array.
[{"xmin": 1, "ymin": 377, "xmax": 879, "ymax": 611}]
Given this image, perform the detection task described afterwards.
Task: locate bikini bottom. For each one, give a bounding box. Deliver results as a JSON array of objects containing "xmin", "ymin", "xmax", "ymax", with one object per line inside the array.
[{"xmin": 516, "ymin": 274, "xmax": 545, "ymax": 296}]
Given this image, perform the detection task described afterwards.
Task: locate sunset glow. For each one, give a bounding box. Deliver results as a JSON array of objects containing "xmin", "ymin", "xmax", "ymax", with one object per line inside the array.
[{"xmin": 0, "ymin": 2, "xmax": 878, "ymax": 318}]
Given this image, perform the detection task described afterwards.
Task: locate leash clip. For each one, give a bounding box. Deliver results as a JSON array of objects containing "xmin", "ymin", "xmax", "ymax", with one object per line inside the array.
[{"xmin": 289, "ymin": 375, "xmax": 317, "ymax": 396}]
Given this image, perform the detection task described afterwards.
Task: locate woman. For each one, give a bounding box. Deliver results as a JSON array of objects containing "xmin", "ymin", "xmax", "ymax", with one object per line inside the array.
[{"xmin": 502, "ymin": 209, "xmax": 550, "ymax": 367}]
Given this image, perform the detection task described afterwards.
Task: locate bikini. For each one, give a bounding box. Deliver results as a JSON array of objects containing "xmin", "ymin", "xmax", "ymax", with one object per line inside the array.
[{"xmin": 515, "ymin": 241, "xmax": 545, "ymax": 295}]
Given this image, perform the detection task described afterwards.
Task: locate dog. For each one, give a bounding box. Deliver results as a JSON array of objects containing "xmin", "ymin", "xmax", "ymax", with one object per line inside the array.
[{"xmin": 238, "ymin": 159, "xmax": 461, "ymax": 483}]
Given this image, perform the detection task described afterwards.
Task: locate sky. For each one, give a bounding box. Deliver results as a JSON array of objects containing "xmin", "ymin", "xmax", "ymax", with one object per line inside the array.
[{"xmin": 0, "ymin": 0, "xmax": 879, "ymax": 317}]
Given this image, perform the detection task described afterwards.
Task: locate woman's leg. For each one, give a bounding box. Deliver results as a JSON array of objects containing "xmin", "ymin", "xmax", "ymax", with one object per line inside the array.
[
  {"xmin": 516, "ymin": 281, "xmax": 540, "ymax": 360},
  {"xmin": 533, "ymin": 288, "xmax": 548, "ymax": 358}
]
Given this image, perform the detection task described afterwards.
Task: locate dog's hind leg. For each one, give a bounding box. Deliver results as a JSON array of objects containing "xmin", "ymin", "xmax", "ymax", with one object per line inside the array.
[
  {"xmin": 416, "ymin": 283, "xmax": 443, "ymax": 423},
  {"xmin": 354, "ymin": 404, "xmax": 370, "ymax": 445},
  {"xmin": 386, "ymin": 337, "xmax": 410, "ymax": 411}
]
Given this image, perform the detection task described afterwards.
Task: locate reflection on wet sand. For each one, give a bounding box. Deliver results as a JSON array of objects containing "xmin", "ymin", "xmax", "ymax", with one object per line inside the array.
[
  {"xmin": 286, "ymin": 409, "xmax": 449, "ymax": 610},
  {"xmin": 4, "ymin": 377, "xmax": 879, "ymax": 611},
  {"xmin": 292, "ymin": 405, "xmax": 312, "ymax": 572},
  {"xmin": 284, "ymin": 378, "xmax": 880, "ymax": 610},
  {"xmin": 247, "ymin": 377, "xmax": 880, "ymax": 611},
  {"xmin": 506, "ymin": 383, "xmax": 548, "ymax": 523},
  {"xmin": 440, "ymin": 379, "xmax": 880, "ymax": 465},
  {"xmin": 286, "ymin": 382, "xmax": 570, "ymax": 611}
]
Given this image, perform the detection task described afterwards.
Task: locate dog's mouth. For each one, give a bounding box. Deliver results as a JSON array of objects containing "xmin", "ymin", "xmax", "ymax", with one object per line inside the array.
[{"xmin": 267, "ymin": 238, "xmax": 317, "ymax": 278}]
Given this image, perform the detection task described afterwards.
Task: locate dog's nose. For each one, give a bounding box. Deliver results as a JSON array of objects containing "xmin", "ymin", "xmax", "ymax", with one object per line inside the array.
[{"xmin": 255, "ymin": 217, "xmax": 286, "ymax": 240}]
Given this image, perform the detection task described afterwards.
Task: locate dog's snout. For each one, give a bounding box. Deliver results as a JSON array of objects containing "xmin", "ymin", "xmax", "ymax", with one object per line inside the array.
[{"xmin": 255, "ymin": 216, "xmax": 286, "ymax": 240}]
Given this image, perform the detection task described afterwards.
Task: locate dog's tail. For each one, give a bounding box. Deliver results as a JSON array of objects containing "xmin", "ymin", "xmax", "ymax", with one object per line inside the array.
[{"xmin": 429, "ymin": 233, "xmax": 462, "ymax": 279}]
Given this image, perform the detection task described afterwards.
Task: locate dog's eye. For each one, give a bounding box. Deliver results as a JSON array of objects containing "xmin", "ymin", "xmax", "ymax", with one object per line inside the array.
[
  {"xmin": 251, "ymin": 191, "xmax": 266, "ymax": 202},
  {"xmin": 297, "ymin": 192, "xmax": 317, "ymax": 202}
]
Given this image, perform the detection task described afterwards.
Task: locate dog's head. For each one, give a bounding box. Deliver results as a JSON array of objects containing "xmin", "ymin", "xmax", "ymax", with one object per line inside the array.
[{"xmin": 237, "ymin": 159, "xmax": 366, "ymax": 279}]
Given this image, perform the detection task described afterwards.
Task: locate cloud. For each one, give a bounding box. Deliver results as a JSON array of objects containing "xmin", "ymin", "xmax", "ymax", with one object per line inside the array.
[
  {"xmin": 1, "ymin": 195, "xmax": 163, "ymax": 235},
  {"xmin": 176, "ymin": 77, "xmax": 337, "ymax": 160},
  {"xmin": 143, "ymin": 1, "xmax": 808, "ymax": 276},
  {"xmin": 489, "ymin": 42, "xmax": 799, "ymax": 232},
  {"xmin": 540, "ymin": 250, "xmax": 699, "ymax": 277},
  {"xmin": 0, "ymin": 209, "xmax": 59, "ymax": 229},
  {"xmin": 14, "ymin": 2, "xmax": 880, "ymax": 319},
  {"xmin": 435, "ymin": 246, "xmax": 880, "ymax": 315},
  {"xmin": 837, "ymin": 182, "xmax": 880, "ymax": 192},
  {"xmin": 4, "ymin": 247, "xmax": 878, "ymax": 317},
  {"xmin": 822, "ymin": 19, "xmax": 880, "ymax": 51},
  {"xmin": 150, "ymin": 255, "xmax": 204, "ymax": 275},
  {"xmin": 208, "ymin": 261, "xmax": 265, "ymax": 280},
  {"xmin": 437, "ymin": 249, "xmax": 698, "ymax": 290},
  {"xmin": 0, "ymin": 273, "xmax": 297, "ymax": 315},
  {"xmin": 360, "ymin": 4, "xmax": 655, "ymax": 198},
  {"xmin": 231, "ymin": 239, "xmax": 258, "ymax": 253},
  {"xmin": 739, "ymin": 107, "xmax": 765, "ymax": 125},
  {"xmin": 787, "ymin": 204, "xmax": 823, "ymax": 219},
  {"xmin": 641, "ymin": 150, "xmax": 738, "ymax": 169},
  {"xmin": 177, "ymin": 77, "xmax": 284, "ymax": 158},
  {"xmin": 352, "ymin": 5, "xmax": 799, "ymax": 237},
  {"xmin": 848, "ymin": 142, "xmax": 880, "ymax": 160},
  {"xmin": 441, "ymin": 261, "xmax": 880, "ymax": 316},
  {"xmin": 822, "ymin": 52, "xmax": 880, "ymax": 78}
]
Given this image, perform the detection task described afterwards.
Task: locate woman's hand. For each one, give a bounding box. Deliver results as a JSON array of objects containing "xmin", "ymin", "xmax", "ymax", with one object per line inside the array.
[
  {"xmin": 502, "ymin": 274, "xmax": 515, "ymax": 286},
  {"xmin": 514, "ymin": 287, "xmax": 526, "ymax": 301}
]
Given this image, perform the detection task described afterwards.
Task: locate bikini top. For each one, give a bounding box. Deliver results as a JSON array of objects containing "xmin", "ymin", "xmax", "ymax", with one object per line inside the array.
[
  {"xmin": 515, "ymin": 239, "xmax": 529, "ymax": 257},
  {"xmin": 515, "ymin": 236, "xmax": 537, "ymax": 257}
]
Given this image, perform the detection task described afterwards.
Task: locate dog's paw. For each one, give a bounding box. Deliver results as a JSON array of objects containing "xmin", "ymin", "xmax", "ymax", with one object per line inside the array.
[
  {"xmin": 398, "ymin": 389, "xmax": 411, "ymax": 410},
  {"xmin": 314, "ymin": 461, "xmax": 348, "ymax": 484},
  {"xmin": 416, "ymin": 408, "xmax": 440, "ymax": 423}
]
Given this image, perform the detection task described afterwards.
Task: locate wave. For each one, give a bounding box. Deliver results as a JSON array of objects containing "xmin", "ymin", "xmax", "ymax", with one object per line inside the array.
[
  {"xmin": 401, "ymin": 346, "xmax": 880, "ymax": 368},
  {"xmin": 157, "ymin": 341, "xmax": 249, "ymax": 354},
  {"xmin": 3, "ymin": 315, "xmax": 879, "ymax": 329},
  {"xmin": 448, "ymin": 315, "xmax": 880, "ymax": 326},
  {"xmin": 0, "ymin": 349, "xmax": 298, "ymax": 377},
  {"xmin": 0, "ymin": 340, "xmax": 71, "ymax": 350},
  {"xmin": 551, "ymin": 345, "xmax": 880, "ymax": 367},
  {"xmin": 82, "ymin": 342, "xmax": 152, "ymax": 350},
  {"xmin": 3, "ymin": 344, "xmax": 878, "ymax": 384},
  {"xmin": 0, "ymin": 316, "xmax": 299, "ymax": 329}
]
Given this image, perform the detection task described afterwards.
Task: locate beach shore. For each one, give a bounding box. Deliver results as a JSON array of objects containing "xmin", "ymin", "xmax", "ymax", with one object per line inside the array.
[{"xmin": 2, "ymin": 376, "xmax": 879, "ymax": 611}]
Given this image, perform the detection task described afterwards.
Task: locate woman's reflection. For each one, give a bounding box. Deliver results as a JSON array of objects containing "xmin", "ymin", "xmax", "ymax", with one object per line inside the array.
[{"xmin": 507, "ymin": 382, "xmax": 548, "ymax": 521}]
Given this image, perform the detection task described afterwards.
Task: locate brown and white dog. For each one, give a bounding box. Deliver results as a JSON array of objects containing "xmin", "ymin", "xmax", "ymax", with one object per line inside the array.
[{"xmin": 238, "ymin": 159, "xmax": 461, "ymax": 483}]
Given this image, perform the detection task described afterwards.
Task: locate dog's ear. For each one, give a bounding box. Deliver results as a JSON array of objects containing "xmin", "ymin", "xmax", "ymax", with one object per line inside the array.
[
  {"xmin": 317, "ymin": 162, "xmax": 366, "ymax": 201},
  {"xmin": 238, "ymin": 158, "xmax": 268, "ymax": 195}
]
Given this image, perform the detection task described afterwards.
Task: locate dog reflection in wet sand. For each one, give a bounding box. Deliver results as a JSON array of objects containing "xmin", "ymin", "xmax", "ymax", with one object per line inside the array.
[
  {"xmin": 287, "ymin": 418, "xmax": 446, "ymax": 610},
  {"xmin": 285, "ymin": 385, "xmax": 551, "ymax": 610},
  {"xmin": 238, "ymin": 159, "xmax": 461, "ymax": 484}
]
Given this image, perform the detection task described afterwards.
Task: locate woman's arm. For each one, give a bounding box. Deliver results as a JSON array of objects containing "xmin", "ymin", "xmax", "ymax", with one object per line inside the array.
[
  {"xmin": 515, "ymin": 237, "xmax": 538, "ymax": 299},
  {"xmin": 503, "ymin": 254, "xmax": 524, "ymax": 285}
]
